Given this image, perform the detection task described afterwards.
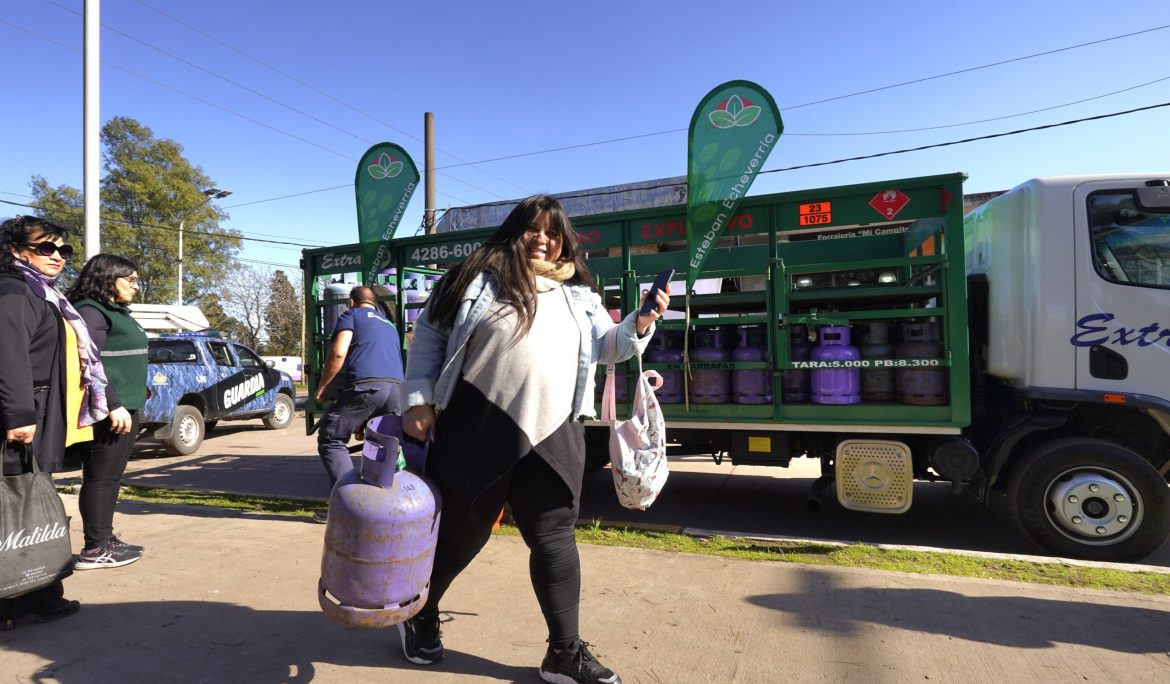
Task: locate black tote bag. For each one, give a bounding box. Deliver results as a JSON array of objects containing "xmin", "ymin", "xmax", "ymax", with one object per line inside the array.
[{"xmin": 0, "ymin": 443, "xmax": 74, "ymax": 599}]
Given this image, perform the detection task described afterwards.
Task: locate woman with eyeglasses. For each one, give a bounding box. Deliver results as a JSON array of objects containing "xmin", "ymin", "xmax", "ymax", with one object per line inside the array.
[
  {"xmin": 67, "ymin": 254, "xmax": 148, "ymax": 570},
  {"xmin": 397, "ymin": 196, "xmax": 668, "ymax": 684},
  {"xmin": 0, "ymin": 215, "xmax": 105, "ymax": 628}
]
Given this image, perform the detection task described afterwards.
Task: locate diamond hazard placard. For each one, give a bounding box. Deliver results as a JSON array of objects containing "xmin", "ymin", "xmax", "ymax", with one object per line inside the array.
[{"xmin": 869, "ymin": 190, "xmax": 910, "ymax": 220}]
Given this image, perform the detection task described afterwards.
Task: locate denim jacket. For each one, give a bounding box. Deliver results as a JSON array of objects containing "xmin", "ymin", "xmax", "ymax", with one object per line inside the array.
[{"xmin": 402, "ymin": 270, "xmax": 652, "ymax": 419}]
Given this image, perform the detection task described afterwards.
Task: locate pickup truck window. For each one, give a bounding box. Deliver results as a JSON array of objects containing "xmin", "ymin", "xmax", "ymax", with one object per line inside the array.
[
  {"xmin": 148, "ymin": 340, "xmax": 199, "ymax": 364},
  {"xmin": 235, "ymin": 344, "xmax": 264, "ymax": 369},
  {"xmin": 1088, "ymin": 191, "xmax": 1170, "ymax": 289},
  {"xmin": 208, "ymin": 341, "xmax": 235, "ymax": 367}
]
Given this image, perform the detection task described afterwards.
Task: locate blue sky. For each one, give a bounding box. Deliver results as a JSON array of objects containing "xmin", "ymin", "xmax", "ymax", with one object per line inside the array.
[{"xmin": 2, "ymin": 0, "xmax": 1168, "ymax": 278}]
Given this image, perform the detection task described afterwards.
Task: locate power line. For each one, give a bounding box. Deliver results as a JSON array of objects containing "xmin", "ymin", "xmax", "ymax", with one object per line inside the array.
[
  {"xmin": 759, "ymin": 100, "xmax": 1170, "ymax": 174},
  {"xmin": 237, "ymin": 257, "xmax": 300, "ymax": 270},
  {"xmin": 133, "ymin": 0, "xmax": 530, "ymax": 194},
  {"xmin": 788, "ymin": 74, "xmax": 1170, "ymax": 136},
  {"xmin": 234, "ymin": 98, "xmax": 1170, "ymax": 212},
  {"xmin": 3, "ymin": 15, "xmax": 480, "ymax": 205},
  {"xmin": 783, "ymin": 23, "xmax": 1170, "ymax": 111},
  {"xmin": 434, "ymin": 23, "xmax": 1170, "ymax": 169},
  {"xmin": 0, "ymin": 198, "xmax": 324, "ymax": 247},
  {"xmin": 96, "ymin": 8, "xmax": 508, "ymax": 200},
  {"xmin": 458, "ymin": 99, "xmax": 1170, "ymax": 206}
]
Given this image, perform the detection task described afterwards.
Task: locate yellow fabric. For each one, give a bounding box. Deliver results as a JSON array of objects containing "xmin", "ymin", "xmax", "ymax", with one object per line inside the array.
[{"xmin": 62, "ymin": 322, "xmax": 94, "ymax": 446}]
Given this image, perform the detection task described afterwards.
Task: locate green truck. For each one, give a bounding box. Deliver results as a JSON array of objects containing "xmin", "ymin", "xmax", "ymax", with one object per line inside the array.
[{"xmin": 302, "ymin": 171, "xmax": 1170, "ymax": 562}]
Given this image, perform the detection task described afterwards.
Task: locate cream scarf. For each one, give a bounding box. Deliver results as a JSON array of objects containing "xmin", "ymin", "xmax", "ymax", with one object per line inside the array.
[{"xmin": 529, "ymin": 259, "xmax": 575, "ymax": 283}]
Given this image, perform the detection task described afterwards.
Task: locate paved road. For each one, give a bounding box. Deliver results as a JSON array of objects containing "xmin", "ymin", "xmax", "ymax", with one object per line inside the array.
[{"xmin": 76, "ymin": 415, "xmax": 1170, "ymax": 569}]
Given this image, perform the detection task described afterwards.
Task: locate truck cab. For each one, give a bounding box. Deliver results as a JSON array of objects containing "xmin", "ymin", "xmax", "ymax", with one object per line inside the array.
[{"xmin": 143, "ymin": 332, "xmax": 297, "ymax": 454}]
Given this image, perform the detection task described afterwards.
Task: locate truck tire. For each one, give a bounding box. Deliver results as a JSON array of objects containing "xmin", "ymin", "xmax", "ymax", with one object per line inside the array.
[
  {"xmin": 1007, "ymin": 437, "xmax": 1170, "ymax": 562},
  {"xmin": 264, "ymin": 393, "xmax": 295, "ymax": 430},
  {"xmin": 166, "ymin": 405, "xmax": 205, "ymax": 456}
]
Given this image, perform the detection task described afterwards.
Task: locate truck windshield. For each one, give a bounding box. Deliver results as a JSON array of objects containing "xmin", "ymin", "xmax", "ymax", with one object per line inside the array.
[{"xmin": 1088, "ymin": 191, "xmax": 1170, "ymax": 289}]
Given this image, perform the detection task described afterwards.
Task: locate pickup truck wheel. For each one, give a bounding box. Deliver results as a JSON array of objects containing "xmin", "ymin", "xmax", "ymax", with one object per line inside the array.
[
  {"xmin": 166, "ymin": 405, "xmax": 205, "ymax": 456},
  {"xmin": 1007, "ymin": 437, "xmax": 1170, "ymax": 562},
  {"xmin": 264, "ymin": 393, "xmax": 294, "ymax": 430}
]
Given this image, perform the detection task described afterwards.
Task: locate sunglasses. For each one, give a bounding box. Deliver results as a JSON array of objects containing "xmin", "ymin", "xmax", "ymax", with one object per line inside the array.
[{"xmin": 22, "ymin": 241, "xmax": 74, "ymax": 259}]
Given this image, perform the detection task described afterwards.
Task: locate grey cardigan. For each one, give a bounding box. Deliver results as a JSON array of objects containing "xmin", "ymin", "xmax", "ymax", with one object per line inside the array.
[{"xmin": 402, "ymin": 270, "xmax": 652, "ymax": 420}]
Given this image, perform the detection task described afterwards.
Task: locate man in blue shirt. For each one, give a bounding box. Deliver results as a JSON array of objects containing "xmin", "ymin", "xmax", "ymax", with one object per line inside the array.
[{"xmin": 314, "ymin": 286, "xmax": 404, "ymax": 510}]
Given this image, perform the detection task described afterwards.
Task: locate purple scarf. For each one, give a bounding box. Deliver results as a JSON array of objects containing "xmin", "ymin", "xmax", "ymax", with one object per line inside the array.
[{"xmin": 14, "ymin": 260, "xmax": 110, "ymax": 427}]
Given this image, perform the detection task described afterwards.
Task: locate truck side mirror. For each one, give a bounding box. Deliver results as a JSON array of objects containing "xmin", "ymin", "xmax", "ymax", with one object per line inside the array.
[{"xmin": 266, "ymin": 360, "xmax": 276, "ymax": 368}]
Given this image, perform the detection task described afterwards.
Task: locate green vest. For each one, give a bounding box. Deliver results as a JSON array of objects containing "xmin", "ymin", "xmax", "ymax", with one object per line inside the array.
[{"xmin": 75, "ymin": 298, "xmax": 149, "ymax": 410}]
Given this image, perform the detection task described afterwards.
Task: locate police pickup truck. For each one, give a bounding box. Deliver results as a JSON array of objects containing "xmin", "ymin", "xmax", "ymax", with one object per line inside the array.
[{"xmin": 143, "ymin": 332, "xmax": 297, "ymax": 455}]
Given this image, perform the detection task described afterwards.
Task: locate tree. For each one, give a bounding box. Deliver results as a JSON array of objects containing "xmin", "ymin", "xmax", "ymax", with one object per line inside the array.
[
  {"xmin": 264, "ymin": 270, "xmax": 303, "ymax": 356},
  {"xmin": 198, "ymin": 293, "xmax": 250, "ymax": 342},
  {"xmin": 30, "ymin": 116, "xmax": 242, "ymax": 304},
  {"xmin": 218, "ymin": 263, "xmax": 270, "ymax": 349}
]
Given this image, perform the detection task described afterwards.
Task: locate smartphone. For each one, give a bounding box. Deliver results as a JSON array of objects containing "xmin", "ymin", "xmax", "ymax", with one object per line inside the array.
[{"xmin": 639, "ymin": 269, "xmax": 674, "ymax": 316}]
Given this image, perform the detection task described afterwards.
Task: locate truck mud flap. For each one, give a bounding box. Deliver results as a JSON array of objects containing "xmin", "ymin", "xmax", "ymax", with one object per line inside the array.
[{"xmin": 835, "ymin": 439, "xmax": 913, "ymax": 514}]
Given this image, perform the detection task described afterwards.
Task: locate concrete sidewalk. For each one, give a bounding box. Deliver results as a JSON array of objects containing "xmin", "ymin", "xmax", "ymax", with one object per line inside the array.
[{"xmin": 3, "ymin": 495, "xmax": 1170, "ymax": 683}]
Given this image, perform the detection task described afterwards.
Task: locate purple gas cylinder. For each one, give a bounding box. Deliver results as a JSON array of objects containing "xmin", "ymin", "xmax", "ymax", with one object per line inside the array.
[
  {"xmin": 646, "ymin": 330, "xmax": 684, "ymax": 404},
  {"xmin": 781, "ymin": 324, "xmax": 811, "ymax": 402},
  {"xmin": 732, "ymin": 325, "xmax": 771, "ymax": 404},
  {"xmin": 595, "ymin": 367, "xmax": 628, "ymax": 404},
  {"xmin": 404, "ymin": 277, "xmax": 430, "ymax": 323},
  {"xmin": 690, "ymin": 329, "xmax": 730, "ymax": 403},
  {"xmin": 318, "ymin": 414, "xmax": 441, "ymax": 628},
  {"xmin": 857, "ymin": 321, "xmax": 895, "ymax": 403},
  {"xmin": 896, "ymin": 320, "xmax": 948, "ymax": 405},
  {"xmin": 811, "ymin": 325, "xmax": 861, "ymax": 404}
]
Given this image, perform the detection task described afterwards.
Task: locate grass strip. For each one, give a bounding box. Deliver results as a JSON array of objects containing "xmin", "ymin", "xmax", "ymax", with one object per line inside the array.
[{"xmin": 103, "ymin": 485, "xmax": 1170, "ymax": 596}]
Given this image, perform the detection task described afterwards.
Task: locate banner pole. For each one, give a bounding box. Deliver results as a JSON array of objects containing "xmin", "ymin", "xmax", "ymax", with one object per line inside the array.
[{"xmin": 684, "ymin": 291, "xmax": 691, "ymax": 412}]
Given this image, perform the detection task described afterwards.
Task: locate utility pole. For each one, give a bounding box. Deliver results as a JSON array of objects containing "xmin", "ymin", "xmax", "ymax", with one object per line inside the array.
[
  {"xmin": 177, "ymin": 188, "xmax": 231, "ymax": 304},
  {"xmin": 425, "ymin": 112, "xmax": 435, "ymax": 235},
  {"xmin": 83, "ymin": 0, "xmax": 100, "ymax": 259}
]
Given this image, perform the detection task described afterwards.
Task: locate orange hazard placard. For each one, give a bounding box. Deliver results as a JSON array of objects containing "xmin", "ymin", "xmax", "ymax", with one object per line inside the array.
[{"xmin": 798, "ymin": 201, "xmax": 832, "ymax": 226}]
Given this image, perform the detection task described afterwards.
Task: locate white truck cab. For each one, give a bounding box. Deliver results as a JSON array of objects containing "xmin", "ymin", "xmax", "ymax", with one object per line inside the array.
[{"xmin": 965, "ymin": 175, "xmax": 1170, "ymax": 560}]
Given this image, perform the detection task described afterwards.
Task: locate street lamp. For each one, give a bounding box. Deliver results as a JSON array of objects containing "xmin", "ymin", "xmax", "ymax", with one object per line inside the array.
[{"xmin": 177, "ymin": 187, "xmax": 231, "ymax": 304}]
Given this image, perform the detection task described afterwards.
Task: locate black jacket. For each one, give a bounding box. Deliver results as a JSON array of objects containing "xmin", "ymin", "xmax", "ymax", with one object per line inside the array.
[{"xmin": 0, "ymin": 269, "xmax": 67, "ymax": 473}]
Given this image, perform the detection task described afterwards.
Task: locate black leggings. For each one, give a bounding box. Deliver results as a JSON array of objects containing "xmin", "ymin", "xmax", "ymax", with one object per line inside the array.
[
  {"xmin": 421, "ymin": 453, "xmax": 581, "ymax": 648},
  {"xmin": 78, "ymin": 411, "xmax": 139, "ymax": 549}
]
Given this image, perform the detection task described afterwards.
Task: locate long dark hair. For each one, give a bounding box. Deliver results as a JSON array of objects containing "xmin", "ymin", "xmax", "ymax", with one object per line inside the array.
[
  {"xmin": 68, "ymin": 253, "xmax": 138, "ymax": 304},
  {"xmin": 0, "ymin": 215, "xmax": 69, "ymax": 272},
  {"xmin": 427, "ymin": 195, "xmax": 594, "ymax": 335}
]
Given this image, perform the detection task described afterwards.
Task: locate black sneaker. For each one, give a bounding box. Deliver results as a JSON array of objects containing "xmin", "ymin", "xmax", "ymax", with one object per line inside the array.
[
  {"xmin": 397, "ymin": 613, "xmax": 443, "ymax": 665},
  {"xmin": 109, "ymin": 535, "xmax": 144, "ymax": 553},
  {"xmin": 75, "ymin": 543, "xmax": 142, "ymax": 570},
  {"xmin": 540, "ymin": 640, "xmax": 621, "ymax": 684}
]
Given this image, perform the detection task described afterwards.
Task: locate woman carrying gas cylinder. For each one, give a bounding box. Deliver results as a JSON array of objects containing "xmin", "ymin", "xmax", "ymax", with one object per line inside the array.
[{"xmin": 400, "ymin": 195, "xmax": 669, "ymax": 684}]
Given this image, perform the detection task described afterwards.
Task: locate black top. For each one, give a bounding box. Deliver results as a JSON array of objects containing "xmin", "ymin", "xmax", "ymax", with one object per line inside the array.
[
  {"xmin": 77, "ymin": 307, "xmax": 123, "ymax": 410},
  {"xmin": 0, "ymin": 269, "xmax": 68, "ymax": 473},
  {"xmin": 0, "ymin": 270, "xmax": 61, "ymax": 429}
]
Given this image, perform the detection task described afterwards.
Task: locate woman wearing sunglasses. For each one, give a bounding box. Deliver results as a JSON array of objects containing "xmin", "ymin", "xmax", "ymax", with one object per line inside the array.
[
  {"xmin": 0, "ymin": 215, "xmax": 104, "ymax": 627},
  {"xmin": 67, "ymin": 254, "xmax": 148, "ymax": 570}
]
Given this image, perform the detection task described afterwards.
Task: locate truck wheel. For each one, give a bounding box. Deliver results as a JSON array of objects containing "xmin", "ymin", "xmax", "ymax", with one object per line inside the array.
[
  {"xmin": 166, "ymin": 405, "xmax": 205, "ymax": 456},
  {"xmin": 264, "ymin": 393, "xmax": 294, "ymax": 430},
  {"xmin": 1007, "ymin": 437, "xmax": 1170, "ymax": 562}
]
